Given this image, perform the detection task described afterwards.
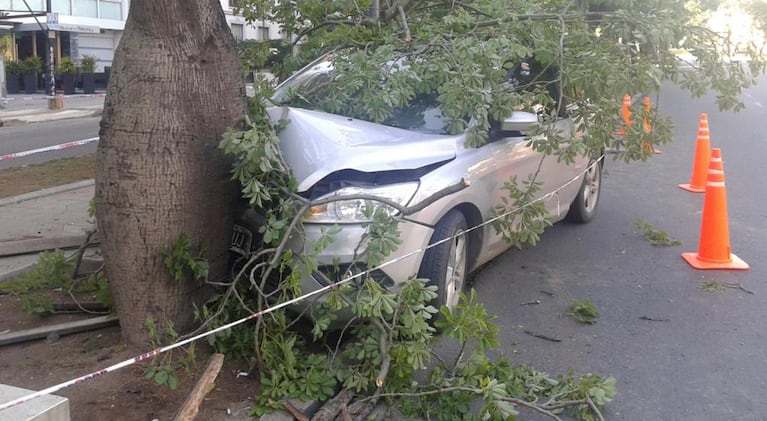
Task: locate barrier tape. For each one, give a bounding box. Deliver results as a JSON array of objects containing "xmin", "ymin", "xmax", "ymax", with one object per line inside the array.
[
  {"xmin": 0, "ymin": 156, "xmax": 603, "ymax": 412},
  {"xmin": 0, "ymin": 137, "xmax": 99, "ymax": 161},
  {"xmin": 2, "ymin": 94, "xmax": 105, "ymax": 101}
]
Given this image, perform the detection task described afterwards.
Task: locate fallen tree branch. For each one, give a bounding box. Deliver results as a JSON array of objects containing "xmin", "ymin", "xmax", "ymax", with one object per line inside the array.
[
  {"xmin": 501, "ymin": 397, "xmax": 563, "ymax": 421},
  {"xmin": 310, "ymin": 388, "xmax": 354, "ymax": 421},
  {"xmin": 284, "ymin": 400, "xmax": 310, "ymax": 421},
  {"xmin": 524, "ymin": 330, "xmax": 562, "ymax": 342},
  {"xmin": 71, "ymin": 229, "xmax": 97, "ymax": 280},
  {"xmin": 585, "ymin": 395, "xmax": 606, "ymax": 421},
  {"xmin": 173, "ymin": 353, "xmax": 225, "ymax": 421}
]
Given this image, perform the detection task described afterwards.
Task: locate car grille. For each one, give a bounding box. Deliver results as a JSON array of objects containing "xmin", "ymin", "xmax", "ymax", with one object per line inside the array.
[{"xmin": 314, "ymin": 264, "xmax": 394, "ymax": 288}]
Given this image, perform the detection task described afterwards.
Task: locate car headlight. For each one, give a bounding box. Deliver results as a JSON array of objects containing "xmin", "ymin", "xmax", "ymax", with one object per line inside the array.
[{"xmin": 304, "ymin": 182, "xmax": 419, "ymax": 223}]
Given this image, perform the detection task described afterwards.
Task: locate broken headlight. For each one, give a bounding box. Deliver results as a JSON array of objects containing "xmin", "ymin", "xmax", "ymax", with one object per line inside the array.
[{"xmin": 304, "ymin": 182, "xmax": 418, "ymax": 223}]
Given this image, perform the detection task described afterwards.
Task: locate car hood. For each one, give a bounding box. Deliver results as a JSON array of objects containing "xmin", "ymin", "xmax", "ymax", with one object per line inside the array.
[{"xmin": 267, "ymin": 107, "xmax": 459, "ymax": 192}]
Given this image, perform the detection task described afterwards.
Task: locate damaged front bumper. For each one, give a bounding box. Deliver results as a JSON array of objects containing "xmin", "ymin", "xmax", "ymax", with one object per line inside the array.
[{"xmin": 231, "ymin": 215, "xmax": 435, "ymax": 315}]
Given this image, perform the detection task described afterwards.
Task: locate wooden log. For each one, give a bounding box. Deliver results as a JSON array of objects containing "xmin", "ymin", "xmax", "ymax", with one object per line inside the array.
[
  {"xmin": 52, "ymin": 302, "xmax": 110, "ymax": 313},
  {"xmin": 0, "ymin": 315, "xmax": 118, "ymax": 346},
  {"xmin": 173, "ymin": 353, "xmax": 225, "ymax": 421},
  {"xmin": 284, "ymin": 400, "xmax": 310, "ymax": 421},
  {"xmin": 310, "ymin": 388, "xmax": 353, "ymax": 421}
]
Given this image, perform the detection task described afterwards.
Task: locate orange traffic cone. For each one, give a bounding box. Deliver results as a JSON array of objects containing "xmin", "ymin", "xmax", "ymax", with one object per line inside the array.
[
  {"xmin": 681, "ymin": 148, "xmax": 749, "ymax": 270},
  {"xmin": 679, "ymin": 113, "xmax": 711, "ymax": 193},
  {"xmin": 617, "ymin": 94, "xmax": 631, "ymax": 136},
  {"xmin": 641, "ymin": 97, "xmax": 661, "ymax": 154}
]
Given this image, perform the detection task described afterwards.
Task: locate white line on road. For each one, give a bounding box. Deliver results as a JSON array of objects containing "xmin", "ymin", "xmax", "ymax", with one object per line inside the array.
[{"xmin": 0, "ymin": 137, "xmax": 99, "ymax": 161}]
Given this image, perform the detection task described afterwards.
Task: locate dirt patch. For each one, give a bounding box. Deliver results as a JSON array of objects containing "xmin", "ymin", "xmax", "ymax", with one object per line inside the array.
[
  {"xmin": 0, "ymin": 154, "xmax": 95, "ymax": 199},
  {"xmin": 0, "ymin": 292, "xmax": 259, "ymax": 420},
  {"xmin": 0, "ymin": 155, "xmax": 262, "ymax": 419}
]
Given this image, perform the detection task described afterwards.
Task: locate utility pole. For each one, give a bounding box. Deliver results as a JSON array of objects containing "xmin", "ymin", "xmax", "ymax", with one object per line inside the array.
[{"xmin": 46, "ymin": 0, "xmax": 57, "ymax": 109}]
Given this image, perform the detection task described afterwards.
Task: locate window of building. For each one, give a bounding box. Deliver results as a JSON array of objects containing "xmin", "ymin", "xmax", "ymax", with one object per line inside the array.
[
  {"xmin": 99, "ymin": 0, "xmax": 121, "ymax": 20},
  {"xmin": 72, "ymin": 0, "xmax": 98, "ymax": 18},
  {"xmin": 1, "ymin": 0, "xmax": 44, "ymax": 10},
  {"xmin": 258, "ymin": 26, "xmax": 269, "ymax": 40},
  {"xmin": 228, "ymin": 0, "xmax": 239, "ymax": 7},
  {"xmin": 51, "ymin": 0, "xmax": 71, "ymax": 14},
  {"xmin": 231, "ymin": 23, "xmax": 243, "ymax": 42}
]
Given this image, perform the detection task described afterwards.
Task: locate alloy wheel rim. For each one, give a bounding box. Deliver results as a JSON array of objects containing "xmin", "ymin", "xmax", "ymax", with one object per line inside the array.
[
  {"xmin": 583, "ymin": 163, "xmax": 601, "ymax": 213},
  {"xmin": 445, "ymin": 231, "xmax": 467, "ymax": 308}
]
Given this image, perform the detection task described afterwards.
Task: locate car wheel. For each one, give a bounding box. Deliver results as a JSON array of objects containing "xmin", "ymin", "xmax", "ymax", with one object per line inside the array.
[
  {"xmin": 418, "ymin": 210, "xmax": 469, "ymax": 310},
  {"xmin": 566, "ymin": 157, "xmax": 602, "ymax": 223}
]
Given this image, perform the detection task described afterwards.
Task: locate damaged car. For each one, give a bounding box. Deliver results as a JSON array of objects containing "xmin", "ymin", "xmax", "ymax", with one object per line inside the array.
[{"xmin": 230, "ymin": 53, "xmax": 604, "ymax": 313}]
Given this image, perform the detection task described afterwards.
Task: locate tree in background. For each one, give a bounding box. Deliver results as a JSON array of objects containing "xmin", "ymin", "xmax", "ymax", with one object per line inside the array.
[{"xmin": 96, "ymin": 0, "xmax": 247, "ymax": 345}]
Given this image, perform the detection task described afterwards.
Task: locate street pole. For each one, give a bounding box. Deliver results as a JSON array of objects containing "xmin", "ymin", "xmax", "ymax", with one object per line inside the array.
[{"xmin": 46, "ymin": 0, "xmax": 56, "ymax": 109}]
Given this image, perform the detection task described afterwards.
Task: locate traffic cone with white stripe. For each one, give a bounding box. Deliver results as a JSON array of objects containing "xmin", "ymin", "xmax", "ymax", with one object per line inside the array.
[
  {"xmin": 641, "ymin": 97, "xmax": 661, "ymax": 154},
  {"xmin": 681, "ymin": 148, "xmax": 749, "ymax": 270},
  {"xmin": 617, "ymin": 94, "xmax": 631, "ymax": 136},
  {"xmin": 679, "ymin": 114, "xmax": 711, "ymax": 192}
]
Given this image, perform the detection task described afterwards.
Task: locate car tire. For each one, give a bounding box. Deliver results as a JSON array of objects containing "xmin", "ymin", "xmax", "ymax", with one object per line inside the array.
[
  {"xmin": 418, "ymin": 210, "xmax": 469, "ymax": 310},
  {"xmin": 229, "ymin": 209, "xmax": 266, "ymax": 278},
  {"xmin": 566, "ymin": 157, "xmax": 603, "ymax": 223}
]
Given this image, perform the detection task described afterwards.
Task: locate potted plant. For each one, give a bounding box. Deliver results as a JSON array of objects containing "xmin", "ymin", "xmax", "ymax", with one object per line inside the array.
[
  {"xmin": 20, "ymin": 56, "xmax": 42, "ymax": 94},
  {"xmin": 80, "ymin": 54, "xmax": 98, "ymax": 94},
  {"xmin": 57, "ymin": 56, "xmax": 76, "ymax": 95},
  {"xmin": 5, "ymin": 60, "xmax": 22, "ymax": 94}
]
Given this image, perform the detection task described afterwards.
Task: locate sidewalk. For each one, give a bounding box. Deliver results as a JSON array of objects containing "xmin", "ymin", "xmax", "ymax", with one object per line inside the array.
[
  {"xmin": 0, "ymin": 93, "xmax": 105, "ymax": 126},
  {"xmin": 0, "ymin": 180, "xmax": 95, "ymax": 281}
]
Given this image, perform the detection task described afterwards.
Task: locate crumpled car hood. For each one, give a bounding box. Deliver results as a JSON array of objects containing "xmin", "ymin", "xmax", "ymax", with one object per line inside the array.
[{"xmin": 267, "ymin": 107, "xmax": 459, "ymax": 192}]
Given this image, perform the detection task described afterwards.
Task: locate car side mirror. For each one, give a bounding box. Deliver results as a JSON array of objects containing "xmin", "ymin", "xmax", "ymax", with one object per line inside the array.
[{"xmin": 500, "ymin": 111, "xmax": 539, "ymax": 134}]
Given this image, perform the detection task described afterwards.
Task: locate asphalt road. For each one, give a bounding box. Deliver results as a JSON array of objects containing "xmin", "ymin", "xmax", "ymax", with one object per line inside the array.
[
  {"xmin": 0, "ymin": 117, "xmax": 99, "ymax": 170},
  {"xmin": 462, "ymin": 79, "xmax": 767, "ymax": 420}
]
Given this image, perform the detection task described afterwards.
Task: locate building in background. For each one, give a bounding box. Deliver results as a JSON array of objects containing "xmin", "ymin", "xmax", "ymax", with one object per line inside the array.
[{"xmin": 0, "ymin": 0, "xmax": 284, "ymax": 91}]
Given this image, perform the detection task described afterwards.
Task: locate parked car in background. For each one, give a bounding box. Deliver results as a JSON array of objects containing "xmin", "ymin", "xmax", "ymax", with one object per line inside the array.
[{"xmin": 231, "ymin": 53, "xmax": 604, "ymax": 313}]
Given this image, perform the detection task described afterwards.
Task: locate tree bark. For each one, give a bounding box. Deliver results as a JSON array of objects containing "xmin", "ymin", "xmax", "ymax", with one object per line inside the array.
[{"xmin": 96, "ymin": 0, "xmax": 247, "ymax": 345}]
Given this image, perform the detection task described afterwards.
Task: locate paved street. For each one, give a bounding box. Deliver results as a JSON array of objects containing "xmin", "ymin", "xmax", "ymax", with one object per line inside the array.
[
  {"xmin": 0, "ymin": 117, "xmax": 99, "ymax": 170},
  {"xmin": 465, "ymin": 79, "xmax": 767, "ymax": 420}
]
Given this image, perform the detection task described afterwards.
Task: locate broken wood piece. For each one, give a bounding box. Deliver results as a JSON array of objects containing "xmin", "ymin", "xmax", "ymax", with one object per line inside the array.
[
  {"xmin": 284, "ymin": 400, "xmax": 310, "ymax": 421},
  {"xmin": 523, "ymin": 330, "xmax": 562, "ymax": 342},
  {"xmin": 52, "ymin": 302, "xmax": 109, "ymax": 313},
  {"xmin": 173, "ymin": 353, "xmax": 225, "ymax": 421},
  {"xmin": 347, "ymin": 398, "xmax": 376, "ymax": 421},
  {"xmin": 639, "ymin": 315, "xmax": 670, "ymax": 322},
  {"xmin": 521, "ymin": 300, "xmax": 541, "ymax": 306},
  {"xmin": 0, "ymin": 315, "xmax": 118, "ymax": 347},
  {"xmin": 339, "ymin": 404, "xmax": 353, "ymax": 421},
  {"xmin": 724, "ymin": 282, "xmax": 755, "ymax": 294},
  {"xmin": 310, "ymin": 388, "xmax": 353, "ymax": 421}
]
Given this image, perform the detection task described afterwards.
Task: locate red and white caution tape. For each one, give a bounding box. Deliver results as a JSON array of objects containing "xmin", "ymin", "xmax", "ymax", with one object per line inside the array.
[
  {"xmin": 0, "ymin": 157, "xmax": 603, "ymax": 412},
  {"xmin": 0, "ymin": 137, "xmax": 98, "ymax": 161},
  {"xmin": 3, "ymin": 94, "xmax": 105, "ymax": 101}
]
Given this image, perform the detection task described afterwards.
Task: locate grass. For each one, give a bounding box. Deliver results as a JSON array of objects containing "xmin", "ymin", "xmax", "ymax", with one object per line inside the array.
[
  {"xmin": 633, "ymin": 219, "xmax": 682, "ymax": 246},
  {"xmin": 0, "ymin": 154, "xmax": 95, "ymax": 199}
]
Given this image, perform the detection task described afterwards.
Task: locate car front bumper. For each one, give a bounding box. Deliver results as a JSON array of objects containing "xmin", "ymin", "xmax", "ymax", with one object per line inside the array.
[
  {"xmin": 293, "ymin": 219, "xmax": 434, "ymax": 306},
  {"xmin": 232, "ymin": 216, "xmax": 436, "ymax": 315}
]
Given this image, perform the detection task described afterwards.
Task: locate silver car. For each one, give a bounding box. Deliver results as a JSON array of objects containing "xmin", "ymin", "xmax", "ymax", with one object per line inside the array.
[{"xmin": 232, "ymin": 55, "xmax": 603, "ymax": 311}]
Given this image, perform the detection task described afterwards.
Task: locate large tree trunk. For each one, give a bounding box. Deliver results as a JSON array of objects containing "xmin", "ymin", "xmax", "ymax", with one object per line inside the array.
[{"xmin": 96, "ymin": 0, "xmax": 247, "ymax": 345}]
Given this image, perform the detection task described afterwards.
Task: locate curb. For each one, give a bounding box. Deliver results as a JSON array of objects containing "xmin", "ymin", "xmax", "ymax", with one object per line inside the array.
[
  {"xmin": 0, "ymin": 261, "xmax": 38, "ymax": 283},
  {"xmin": 0, "ymin": 179, "xmax": 95, "ymax": 207},
  {"xmin": 0, "ymin": 109, "xmax": 103, "ymax": 127}
]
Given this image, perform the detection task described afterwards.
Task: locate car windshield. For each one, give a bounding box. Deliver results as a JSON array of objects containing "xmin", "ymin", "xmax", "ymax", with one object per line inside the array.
[{"xmin": 271, "ymin": 56, "xmax": 450, "ymax": 135}]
